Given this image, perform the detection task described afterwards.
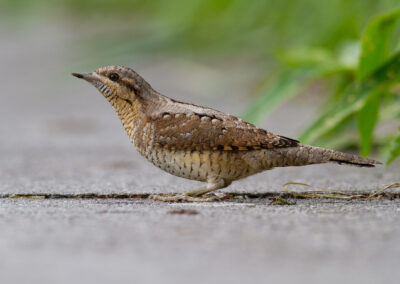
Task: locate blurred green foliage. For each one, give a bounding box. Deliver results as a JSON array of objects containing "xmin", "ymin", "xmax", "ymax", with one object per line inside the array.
[
  {"xmin": 1, "ymin": 0, "xmax": 398, "ymax": 58},
  {"xmin": 243, "ymin": 9, "xmax": 400, "ymax": 164},
  {"xmin": 1, "ymin": 0, "xmax": 399, "ymax": 162}
]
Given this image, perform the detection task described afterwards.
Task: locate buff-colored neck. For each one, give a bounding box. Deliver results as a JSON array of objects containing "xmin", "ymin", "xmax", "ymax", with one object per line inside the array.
[{"xmin": 107, "ymin": 96, "xmax": 143, "ymax": 135}]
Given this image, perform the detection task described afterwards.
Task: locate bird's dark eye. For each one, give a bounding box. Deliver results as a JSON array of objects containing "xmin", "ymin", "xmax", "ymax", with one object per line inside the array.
[{"xmin": 109, "ymin": 73, "xmax": 119, "ymax": 81}]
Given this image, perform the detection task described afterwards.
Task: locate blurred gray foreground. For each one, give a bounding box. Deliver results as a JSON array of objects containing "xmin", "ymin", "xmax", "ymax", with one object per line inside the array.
[{"xmin": 1, "ymin": 23, "xmax": 400, "ymax": 284}]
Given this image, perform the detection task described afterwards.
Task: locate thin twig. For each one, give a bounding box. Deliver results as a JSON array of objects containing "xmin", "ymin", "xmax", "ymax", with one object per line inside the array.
[
  {"xmin": 282, "ymin": 181, "xmax": 400, "ymax": 200},
  {"xmin": 366, "ymin": 183, "xmax": 400, "ymax": 200},
  {"xmin": 282, "ymin": 181, "xmax": 361, "ymax": 199}
]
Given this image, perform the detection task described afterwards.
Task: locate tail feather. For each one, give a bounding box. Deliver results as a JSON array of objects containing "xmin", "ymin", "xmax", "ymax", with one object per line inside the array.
[
  {"xmin": 294, "ymin": 144, "xmax": 382, "ymax": 168},
  {"xmin": 272, "ymin": 144, "xmax": 381, "ymax": 168},
  {"xmin": 328, "ymin": 149, "xmax": 381, "ymax": 168}
]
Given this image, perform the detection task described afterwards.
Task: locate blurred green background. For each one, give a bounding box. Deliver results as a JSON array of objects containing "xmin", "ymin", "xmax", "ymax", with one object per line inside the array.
[
  {"xmin": 2, "ymin": 0, "xmax": 398, "ymax": 61},
  {"xmin": 1, "ymin": 0, "xmax": 399, "ymax": 163}
]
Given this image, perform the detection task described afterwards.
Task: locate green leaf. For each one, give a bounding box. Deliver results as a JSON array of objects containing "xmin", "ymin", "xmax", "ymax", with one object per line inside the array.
[
  {"xmin": 357, "ymin": 91, "xmax": 380, "ymax": 157},
  {"xmin": 242, "ymin": 60, "xmax": 353, "ymax": 125},
  {"xmin": 386, "ymin": 128, "xmax": 400, "ymax": 165},
  {"xmin": 338, "ymin": 41, "xmax": 361, "ymax": 70},
  {"xmin": 278, "ymin": 47, "xmax": 334, "ymax": 67},
  {"xmin": 358, "ymin": 9, "xmax": 400, "ymax": 80},
  {"xmin": 241, "ymin": 68, "xmax": 315, "ymax": 124},
  {"xmin": 279, "ymin": 45, "xmax": 356, "ymax": 75},
  {"xmin": 300, "ymin": 52, "xmax": 400, "ymax": 144},
  {"xmin": 300, "ymin": 85, "xmax": 379, "ymax": 144}
]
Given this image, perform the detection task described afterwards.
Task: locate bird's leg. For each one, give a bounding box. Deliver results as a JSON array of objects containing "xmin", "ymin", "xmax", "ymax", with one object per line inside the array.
[{"xmin": 150, "ymin": 179, "xmax": 231, "ymax": 202}]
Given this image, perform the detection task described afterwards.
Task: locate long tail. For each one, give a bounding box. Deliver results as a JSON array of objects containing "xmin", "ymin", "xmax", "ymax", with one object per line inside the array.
[
  {"xmin": 304, "ymin": 144, "xmax": 381, "ymax": 167},
  {"xmin": 246, "ymin": 144, "xmax": 381, "ymax": 170},
  {"xmin": 327, "ymin": 149, "xmax": 381, "ymax": 167}
]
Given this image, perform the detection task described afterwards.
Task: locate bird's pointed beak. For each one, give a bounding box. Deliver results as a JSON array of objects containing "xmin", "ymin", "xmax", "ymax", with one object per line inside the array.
[{"xmin": 72, "ymin": 72, "xmax": 100, "ymax": 83}]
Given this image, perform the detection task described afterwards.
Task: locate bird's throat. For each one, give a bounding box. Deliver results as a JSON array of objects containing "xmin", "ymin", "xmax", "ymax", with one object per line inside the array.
[{"xmin": 108, "ymin": 96, "xmax": 142, "ymax": 136}]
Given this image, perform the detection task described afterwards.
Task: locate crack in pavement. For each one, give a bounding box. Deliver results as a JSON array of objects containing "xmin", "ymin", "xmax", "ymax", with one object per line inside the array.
[{"xmin": 1, "ymin": 191, "xmax": 400, "ymax": 200}]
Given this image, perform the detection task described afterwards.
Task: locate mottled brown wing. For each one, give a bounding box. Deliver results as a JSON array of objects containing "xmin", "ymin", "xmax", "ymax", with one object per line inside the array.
[{"xmin": 149, "ymin": 112, "xmax": 298, "ymax": 151}]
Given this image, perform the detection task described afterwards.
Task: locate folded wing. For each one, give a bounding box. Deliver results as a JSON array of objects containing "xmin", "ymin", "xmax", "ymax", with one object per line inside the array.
[{"xmin": 149, "ymin": 111, "xmax": 299, "ymax": 151}]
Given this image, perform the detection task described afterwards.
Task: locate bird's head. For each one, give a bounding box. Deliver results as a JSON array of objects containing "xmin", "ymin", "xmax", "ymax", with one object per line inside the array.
[{"xmin": 72, "ymin": 66, "xmax": 151, "ymax": 104}]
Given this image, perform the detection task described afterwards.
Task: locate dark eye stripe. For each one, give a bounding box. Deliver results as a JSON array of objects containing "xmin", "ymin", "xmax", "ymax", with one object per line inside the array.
[{"xmin": 125, "ymin": 82, "xmax": 140, "ymax": 94}]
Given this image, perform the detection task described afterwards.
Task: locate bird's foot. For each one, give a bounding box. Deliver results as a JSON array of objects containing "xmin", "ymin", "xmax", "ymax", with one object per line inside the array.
[{"xmin": 149, "ymin": 192, "xmax": 230, "ymax": 203}]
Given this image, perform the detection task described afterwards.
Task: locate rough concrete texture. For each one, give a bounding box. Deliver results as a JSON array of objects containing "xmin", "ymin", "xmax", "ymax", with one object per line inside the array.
[{"xmin": 1, "ymin": 22, "xmax": 399, "ymax": 284}]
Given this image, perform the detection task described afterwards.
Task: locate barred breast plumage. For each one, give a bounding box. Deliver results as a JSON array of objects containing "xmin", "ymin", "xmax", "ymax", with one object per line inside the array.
[{"xmin": 130, "ymin": 121, "xmax": 261, "ymax": 182}]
